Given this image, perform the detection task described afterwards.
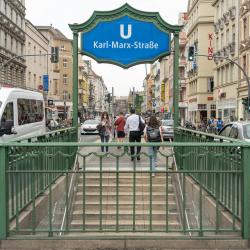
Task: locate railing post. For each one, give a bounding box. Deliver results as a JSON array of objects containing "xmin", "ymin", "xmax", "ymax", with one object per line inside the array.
[
  {"xmin": 242, "ymin": 145, "xmax": 250, "ymax": 239},
  {"xmin": 0, "ymin": 146, "xmax": 8, "ymax": 239}
]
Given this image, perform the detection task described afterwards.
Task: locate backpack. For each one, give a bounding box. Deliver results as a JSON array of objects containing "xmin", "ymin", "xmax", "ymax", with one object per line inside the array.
[
  {"xmin": 146, "ymin": 126, "xmax": 161, "ymax": 142},
  {"xmin": 138, "ymin": 116, "xmax": 145, "ymax": 135}
]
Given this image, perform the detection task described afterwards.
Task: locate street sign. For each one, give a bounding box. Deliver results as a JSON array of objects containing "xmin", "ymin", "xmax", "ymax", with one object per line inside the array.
[
  {"xmin": 81, "ymin": 15, "xmax": 170, "ymax": 68},
  {"xmin": 43, "ymin": 75, "xmax": 49, "ymax": 92}
]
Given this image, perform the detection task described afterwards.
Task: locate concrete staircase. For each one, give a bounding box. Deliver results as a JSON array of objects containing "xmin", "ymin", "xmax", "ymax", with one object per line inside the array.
[{"xmin": 70, "ymin": 172, "xmax": 181, "ymax": 232}]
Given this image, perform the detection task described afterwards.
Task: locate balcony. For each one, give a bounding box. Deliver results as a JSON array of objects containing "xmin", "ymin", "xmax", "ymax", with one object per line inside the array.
[
  {"xmin": 241, "ymin": 0, "xmax": 250, "ymax": 16},
  {"xmin": 223, "ymin": 46, "xmax": 229, "ymax": 57},
  {"xmin": 219, "ymin": 18, "xmax": 224, "ymax": 30},
  {"xmin": 229, "ymin": 6, "xmax": 236, "ymax": 20},
  {"xmin": 223, "ymin": 12, "xmax": 230, "ymax": 25},
  {"xmin": 229, "ymin": 42, "xmax": 236, "ymax": 55},
  {"xmin": 179, "ymin": 79, "xmax": 186, "ymax": 88},
  {"xmin": 214, "ymin": 22, "xmax": 219, "ymax": 33},
  {"xmin": 241, "ymin": 36, "xmax": 250, "ymax": 51}
]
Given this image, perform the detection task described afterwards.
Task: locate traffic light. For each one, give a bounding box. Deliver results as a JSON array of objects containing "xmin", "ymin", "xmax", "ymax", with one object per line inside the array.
[
  {"xmin": 242, "ymin": 97, "xmax": 248, "ymax": 106},
  {"xmin": 105, "ymin": 93, "xmax": 111, "ymax": 103},
  {"xmin": 51, "ymin": 47, "xmax": 59, "ymax": 63},
  {"xmin": 242, "ymin": 97, "xmax": 250, "ymax": 112},
  {"xmin": 188, "ymin": 46, "xmax": 195, "ymax": 61}
]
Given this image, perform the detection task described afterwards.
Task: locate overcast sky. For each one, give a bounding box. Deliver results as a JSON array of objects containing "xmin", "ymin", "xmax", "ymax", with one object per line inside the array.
[{"xmin": 25, "ymin": 0, "xmax": 188, "ymax": 96}]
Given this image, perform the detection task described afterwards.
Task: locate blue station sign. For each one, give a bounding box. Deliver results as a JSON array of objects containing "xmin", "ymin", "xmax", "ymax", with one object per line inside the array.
[{"xmin": 81, "ymin": 15, "xmax": 170, "ymax": 68}]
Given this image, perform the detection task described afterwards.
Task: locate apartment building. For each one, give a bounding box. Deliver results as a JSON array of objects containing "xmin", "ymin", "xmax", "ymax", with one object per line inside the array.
[
  {"xmin": 78, "ymin": 57, "xmax": 89, "ymax": 117},
  {"xmin": 213, "ymin": 0, "xmax": 239, "ymax": 122},
  {"xmin": 36, "ymin": 26, "xmax": 72, "ymax": 119},
  {"xmin": 187, "ymin": 0, "xmax": 215, "ymax": 124},
  {"xmin": 25, "ymin": 20, "xmax": 49, "ymax": 91},
  {"xmin": 159, "ymin": 56, "xmax": 170, "ymax": 113},
  {"xmin": 238, "ymin": 0, "xmax": 250, "ymax": 119},
  {"xmin": 0, "ymin": 0, "xmax": 26, "ymax": 86}
]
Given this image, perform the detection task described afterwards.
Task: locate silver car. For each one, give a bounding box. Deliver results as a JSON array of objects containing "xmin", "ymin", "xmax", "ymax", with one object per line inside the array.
[
  {"xmin": 80, "ymin": 119, "xmax": 99, "ymax": 135},
  {"xmin": 218, "ymin": 121, "xmax": 250, "ymax": 142},
  {"xmin": 161, "ymin": 119, "xmax": 174, "ymax": 141}
]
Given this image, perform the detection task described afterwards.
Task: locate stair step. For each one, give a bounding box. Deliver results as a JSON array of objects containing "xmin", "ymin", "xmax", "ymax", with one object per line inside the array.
[
  {"xmin": 77, "ymin": 183, "xmax": 174, "ymax": 192},
  {"xmin": 71, "ymin": 219, "xmax": 180, "ymax": 228},
  {"xmin": 72, "ymin": 210, "xmax": 179, "ymax": 221},
  {"xmin": 73, "ymin": 200, "xmax": 178, "ymax": 211},
  {"xmin": 78, "ymin": 175, "xmax": 172, "ymax": 184},
  {"xmin": 74, "ymin": 192, "xmax": 174, "ymax": 202}
]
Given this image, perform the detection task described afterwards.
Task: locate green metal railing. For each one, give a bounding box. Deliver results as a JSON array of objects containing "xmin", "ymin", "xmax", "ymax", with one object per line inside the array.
[
  {"xmin": 0, "ymin": 127, "xmax": 77, "ymax": 239},
  {"xmin": 0, "ymin": 133, "xmax": 249, "ymax": 239}
]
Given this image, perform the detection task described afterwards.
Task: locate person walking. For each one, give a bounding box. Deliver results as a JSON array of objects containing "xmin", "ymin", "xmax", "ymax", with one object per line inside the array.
[
  {"xmin": 114, "ymin": 112, "xmax": 126, "ymax": 148},
  {"xmin": 216, "ymin": 117, "xmax": 224, "ymax": 133},
  {"xmin": 144, "ymin": 115, "xmax": 163, "ymax": 176},
  {"xmin": 124, "ymin": 108, "xmax": 145, "ymax": 161},
  {"xmin": 98, "ymin": 111, "xmax": 111, "ymax": 154}
]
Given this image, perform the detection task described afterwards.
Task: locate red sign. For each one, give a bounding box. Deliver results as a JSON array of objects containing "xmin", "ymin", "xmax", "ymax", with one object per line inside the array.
[{"xmin": 208, "ymin": 33, "xmax": 213, "ymax": 60}]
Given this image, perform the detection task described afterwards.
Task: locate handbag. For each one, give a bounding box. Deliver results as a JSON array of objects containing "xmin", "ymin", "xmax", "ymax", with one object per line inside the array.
[{"xmin": 138, "ymin": 116, "xmax": 145, "ymax": 135}]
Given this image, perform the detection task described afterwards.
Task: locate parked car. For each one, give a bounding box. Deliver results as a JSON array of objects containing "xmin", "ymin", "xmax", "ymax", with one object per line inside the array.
[
  {"xmin": 161, "ymin": 119, "xmax": 174, "ymax": 141},
  {"xmin": 80, "ymin": 119, "xmax": 99, "ymax": 135},
  {"xmin": 218, "ymin": 121, "xmax": 250, "ymax": 142}
]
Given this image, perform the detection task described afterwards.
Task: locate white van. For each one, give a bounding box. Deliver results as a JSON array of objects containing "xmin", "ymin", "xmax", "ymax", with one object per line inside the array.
[{"xmin": 0, "ymin": 87, "xmax": 46, "ymax": 142}]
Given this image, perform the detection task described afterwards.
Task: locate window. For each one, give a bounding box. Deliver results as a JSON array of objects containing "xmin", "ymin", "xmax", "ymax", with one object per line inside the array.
[
  {"xmin": 220, "ymin": 124, "xmax": 232, "ymax": 137},
  {"xmin": 243, "ymin": 124, "xmax": 250, "ymax": 139},
  {"xmin": 0, "ymin": 102, "xmax": 14, "ymax": 134},
  {"xmin": 198, "ymin": 104, "xmax": 207, "ymax": 110},
  {"xmin": 243, "ymin": 18, "xmax": 247, "ymax": 40},
  {"xmin": 63, "ymin": 74, "xmax": 68, "ymax": 84},
  {"xmin": 221, "ymin": 33, "xmax": 224, "ymax": 48},
  {"xmin": 225, "ymin": 64, "xmax": 229, "ymax": 83},
  {"xmin": 207, "ymin": 77, "xmax": 214, "ymax": 92},
  {"xmin": 232, "ymin": 24, "xmax": 235, "ymax": 43},
  {"xmin": 210, "ymin": 104, "xmax": 216, "ymax": 110},
  {"xmin": 1, "ymin": 102, "xmax": 13, "ymax": 123},
  {"xmin": 224, "ymin": 109, "xmax": 229, "ymax": 117},
  {"xmin": 60, "ymin": 45, "xmax": 65, "ymax": 51},
  {"xmin": 63, "ymin": 58, "xmax": 68, "ymax": 68},
  {"xmin": 229, "ymin": 125, "xmax": 238, "ymax": 139},
  {"xmin": 218, "ymin": 109, "xmax": 222, "ymax": 118},
  {"xmin": 17, "ymin": 99, "xmax": 44, "ymax": 125},
  {"xmin": 226, "ymin": 29, "xmax": 229, "ymax": 46},
  {"xmin": 243, "ymin": 55, "xmax": 247, "ymax": 73},
  {"xmin": 34, "ymin": 46, "xmax": 36, "ymax": 63}
]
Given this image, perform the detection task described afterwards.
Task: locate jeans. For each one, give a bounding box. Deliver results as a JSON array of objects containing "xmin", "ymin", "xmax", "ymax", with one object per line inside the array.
[
  {"xmin": 129, "ymin": 131, "xmax": 142, "ymax": 158},
  {"xmin": 100, "ymin": 134, "xmax": 110, "ymax": 152},
  {"xmin": 148, "ymin": 146, "xmax": 158, "ymax": 172}
]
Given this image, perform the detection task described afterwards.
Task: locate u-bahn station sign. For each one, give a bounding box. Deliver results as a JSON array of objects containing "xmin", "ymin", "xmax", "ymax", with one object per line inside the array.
[
  {"xmin": 69, "ymin": 4, "xmax": 182, "ymax": 128},
  {"xmin": 82, "ymin": 15, "xmax": 170, "ymax": 67},
  {"xmin": 69, "ymin": 4, "xmax": 181, "ymax": 69}
]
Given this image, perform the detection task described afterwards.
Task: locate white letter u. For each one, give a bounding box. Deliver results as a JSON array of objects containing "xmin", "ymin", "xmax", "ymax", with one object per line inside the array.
[{"xmin": 120, "ymin": 24, "xmax": 132, "ymax": 39}]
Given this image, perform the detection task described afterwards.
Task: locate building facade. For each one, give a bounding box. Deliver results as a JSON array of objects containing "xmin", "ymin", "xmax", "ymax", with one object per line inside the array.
[
  {"xmin": 78, "ymin": 57, "xmax": 89, "ymax": 118},
  {"xmin": 114, "ymin": 96, "xmax": 128, "ymax": 115},
  {"xmin": 36, "ymin": 26, "xmax": 73, "ymax": 119},
  {"xmin": 187, "ymin": 0, "xmax": 215, "ymax": 124},
  {"xmin": 238, "ymin": 0, "xmax": 250, "ymax": 120},
  {"xmin": 0, "ymin": 0, "xmax": 26, "ymax": 86},
  {"xmin": 25, "ymin": 20, "xmax": 49, "ymax": 91},
  {"xmin": 213, "ymin": 0, "xmax": 239, "ymax": 122}
]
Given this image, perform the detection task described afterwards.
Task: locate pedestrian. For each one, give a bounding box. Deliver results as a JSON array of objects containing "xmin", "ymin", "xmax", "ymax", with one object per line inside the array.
[
  {"xmin": 124, "ymin": 108, "xmax": 145, "ymax": 161},
  {"xmin": 216, "ymin": 117, "xmax": 224, "ymax": 133},
  {"xmin": 144, "ymin": 115, "xmax": 163, "ymax": 177},
  {"xmin": 97, "ymin": 111, "xmax": 111, "ymax": 154},
  {"xmin": 114, "ymin": 112, "xmax": 126, "ymax": 148}
]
